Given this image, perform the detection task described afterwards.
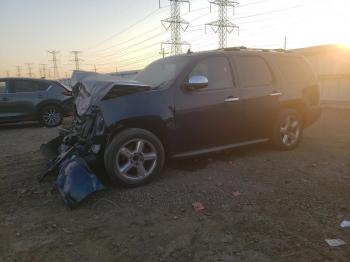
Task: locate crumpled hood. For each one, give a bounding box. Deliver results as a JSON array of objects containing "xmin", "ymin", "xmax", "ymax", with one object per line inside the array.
[{"xmin": 71, "ymin": 71, "xmax": 149, "ymax": 116}]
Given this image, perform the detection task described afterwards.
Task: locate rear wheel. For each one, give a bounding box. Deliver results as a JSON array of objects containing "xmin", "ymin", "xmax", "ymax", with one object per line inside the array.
[
  {"xmin": 39, "ymin": 105, "xmax": 63, "ymax": 127},
  {"xmin": 272, "ymin": 109, "xmax": 303, "ymax": 150},
  {"xmin": 104, "ymin": 128, "xmax": 165, "ymax": 187}
]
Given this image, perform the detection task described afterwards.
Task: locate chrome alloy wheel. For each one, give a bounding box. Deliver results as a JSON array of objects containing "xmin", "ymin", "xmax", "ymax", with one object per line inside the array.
[
  {"xmin": 42, "ymin": 107, "xmax": 61, "ymax": 126},
  {"xmin": 280, "ymin": 115, "xmax": 300, "ymax": 147},
  {"xmin": 116, "ymin": 139, "xmax": 158, "ymax": 181}
]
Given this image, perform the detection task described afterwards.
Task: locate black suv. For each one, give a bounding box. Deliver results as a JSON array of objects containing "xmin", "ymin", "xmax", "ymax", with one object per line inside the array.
[
  {"xmin": 0, "ymin": 78, "xmax": 73, "ymax": 127},
  {"xmin": 59, "ymin": 48, "xmax": 321, "ymax": 187}
]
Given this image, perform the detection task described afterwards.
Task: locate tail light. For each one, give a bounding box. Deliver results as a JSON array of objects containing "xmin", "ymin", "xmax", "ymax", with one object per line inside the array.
[{"xmin": 63, "ymin": 90, "xmax": 72, "ymax": 96}]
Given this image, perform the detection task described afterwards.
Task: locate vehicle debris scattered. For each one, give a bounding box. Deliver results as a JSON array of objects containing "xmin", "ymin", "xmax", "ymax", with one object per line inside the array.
[
  {"xmin": 340, "ymin": 221, "xmax": 350, "ymax": 228},
  {"xmin": 325, "ymin": 239, "xmax": 346, "ymax": 247},
  {"xmin": 192, "ymin": 201, "xmax": 205, "ymax": 212}
]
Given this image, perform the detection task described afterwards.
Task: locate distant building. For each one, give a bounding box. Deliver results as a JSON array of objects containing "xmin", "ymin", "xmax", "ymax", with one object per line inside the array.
[{"xmin": 293, "ymin": 44, "xmax": 350, "ymax": 108}]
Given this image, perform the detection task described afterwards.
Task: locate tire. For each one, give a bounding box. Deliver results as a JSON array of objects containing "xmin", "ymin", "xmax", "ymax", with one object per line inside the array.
[
  {"xmin": 272, "ymin": 109, "xmax": 303, "ymax": 150},
  {"xmin": 39, "ymin": 104, "xmax": 63, "ymax": 127},
  {"xmin": 104, "ymin": 128, "xmax": 165, "ymax": 187}
]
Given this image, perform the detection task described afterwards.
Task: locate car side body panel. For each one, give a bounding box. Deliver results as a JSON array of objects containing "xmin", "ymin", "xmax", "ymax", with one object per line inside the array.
[{"xmin": 98, "ymin": 50, "xmax": 320, "ymax": 158}]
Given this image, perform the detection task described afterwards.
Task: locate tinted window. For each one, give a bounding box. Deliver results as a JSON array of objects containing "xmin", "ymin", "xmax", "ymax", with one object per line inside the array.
[
  {"xmin": 0, "ymin": 81, "xmax": 8, "ymax": 93},
  {"xmin": 14, "ymin": 80, "xmax": 49, "ymax": 93},
  {"xmin": 237, "ymin": 56, "xmax": 273, "ymax": 87},
  {"xmin": 275, "ymin": 56, "xmax": 316, "ymax": 84},
  {"xmin": 189, "ymin": 56, "xmax": 233, "ymax": 89}
]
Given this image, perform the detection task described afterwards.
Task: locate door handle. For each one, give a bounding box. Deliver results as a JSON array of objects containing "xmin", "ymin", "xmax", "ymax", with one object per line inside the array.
[
  {"xmin": 269, "ymin": 91, "xmax": 282, "ymax": 97},
  {"xmin": 224, "ymin": 97, "xmax": 240, "ymax": 102}
]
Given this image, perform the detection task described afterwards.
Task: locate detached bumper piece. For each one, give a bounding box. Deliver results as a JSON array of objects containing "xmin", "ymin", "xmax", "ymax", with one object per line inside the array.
[
  {"xmin": 57, "ymin": 155, "xmax": 104, "ymax": 209},
  {"xmin": 40, "ymin": 136, "xmax": 105, "ymax": 209}
]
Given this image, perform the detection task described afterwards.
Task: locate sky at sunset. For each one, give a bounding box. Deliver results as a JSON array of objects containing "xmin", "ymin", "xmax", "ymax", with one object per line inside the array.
[{"xmin": 0, "ymin": 0, "xmax": 349, "ymax": 78}]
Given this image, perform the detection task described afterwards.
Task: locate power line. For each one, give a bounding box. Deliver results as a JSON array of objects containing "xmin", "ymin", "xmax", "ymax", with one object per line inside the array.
[
  {"xmin": 161, "ymin": 0, "xmax": 191, "ymax": 55},
  {"xmin": 97, "ymin": 31, "xmax": 166, "ymax": 60},
  {"xmin": 48, "ymin": 50, "xmax": 60, "ymax": 79},
  {"xmin": 206, "ymin": 0, "xmax": 239, "ymax": 49},
  {"xmin": 84, "ymin": 7, "xmax": 167, "ymax": 52},
  {"xmin": 86, "ymin": 26, "xmax": 163, "ymax": 57}
]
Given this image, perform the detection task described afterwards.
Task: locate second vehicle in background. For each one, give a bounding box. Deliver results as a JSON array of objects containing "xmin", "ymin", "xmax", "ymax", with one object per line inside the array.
[{"xmin": 0, "ymin": 78, "xmax": 73, "ymax": 127}]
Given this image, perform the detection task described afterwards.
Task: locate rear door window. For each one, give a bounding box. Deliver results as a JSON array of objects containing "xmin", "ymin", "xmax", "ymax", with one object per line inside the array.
[
  {"xmin": 236, "ymin": 56, "xmax": 273, "ymax": 87},
  {"xmin": 0, "ymin": 81, "xmax": 8, "ymax": 93},
  {"xmin": 275, "ymin": 56, "xmax": 316, "ymax": 84},
  {"xmin": 189, "ymin": 56, "xmax": 234, "ymax": 90},
  {"xmin": 13, "ymin": 80, "xmax": 49, "ymax": 93}
]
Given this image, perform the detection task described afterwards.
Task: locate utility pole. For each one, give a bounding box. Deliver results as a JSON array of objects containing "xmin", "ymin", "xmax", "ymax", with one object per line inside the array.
[
  {"xmin": 284, "ymin": 36, "xmax": 287, "ymax": 50},
  {"xmin": 25, "ymin": 63, "xmax": 34, "ymax": 78},
  {"xmin": 159, "ymin": 47, "xmax": 170, "ymax": 58},
  {"xmin": 15, "ymin": 66, "xmax": 22, "ymax": 77},
  {"xmin": 40, "ymin": 64, "xmax": 48, "ymax": 78},
  {"xmin": 161, "ymin": 0, "xmax": 191, "ymax": 55},
  {"xmin": 206, "ymin": 0, "xmax": 239, "ymax": 49},
  {"xmin": 48, "ymin": 50, "xmax": 60, "ymax": 79},
  {"xmin": 93, "ymin": 64, "xmax": 97, "ymax": 72},
  {"xmin": 70, "ymin": 51, "xmax": 83, "ymax": 70}
]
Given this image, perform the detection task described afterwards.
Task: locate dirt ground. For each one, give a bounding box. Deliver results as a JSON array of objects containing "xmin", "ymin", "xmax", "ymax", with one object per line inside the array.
[{"xmin": 0, "ymin": 108, "xmax": 350, "ymax": 262}]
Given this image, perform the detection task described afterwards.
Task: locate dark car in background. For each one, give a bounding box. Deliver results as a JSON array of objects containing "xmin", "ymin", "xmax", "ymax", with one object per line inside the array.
[{"xmin": 0, "ymin": 78, "xmax": 73, "ymax": 127}]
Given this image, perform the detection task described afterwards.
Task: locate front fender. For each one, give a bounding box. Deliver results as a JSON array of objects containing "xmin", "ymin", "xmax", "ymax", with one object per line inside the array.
[{"xmin": 98, "ymin": 89, "xmax": 175, "ymax": 152}]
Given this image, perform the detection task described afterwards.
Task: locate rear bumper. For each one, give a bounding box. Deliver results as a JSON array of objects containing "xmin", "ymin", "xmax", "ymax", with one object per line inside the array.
[{"xmin": 304, "ymin": 106, "xmax": 321, "ymax": 127}]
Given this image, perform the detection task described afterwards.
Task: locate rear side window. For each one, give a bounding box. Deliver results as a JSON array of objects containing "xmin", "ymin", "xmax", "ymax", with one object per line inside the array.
[
  {"xmin": 0, "ymin": 81, "xmax": 8, "ymax": 93},
  {"xmin": 189, "ymin": 56, "xmax": 234, "ymax": 89},
  {"xmin": 275, "ymin": 56, "xmax": 316, "ymax": 84},
  {"xmin": 13, "ymin": 80, "xmax": 50, "ymax": 93},
  {"xmin": 236, "ymin": 56, "xmax": 273, "ymax": 87}
]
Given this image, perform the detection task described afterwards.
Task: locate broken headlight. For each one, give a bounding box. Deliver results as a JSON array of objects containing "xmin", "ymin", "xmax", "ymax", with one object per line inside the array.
[{"xmin": 95, "ymin": 114, "xmax": 105, "ymax": 136}]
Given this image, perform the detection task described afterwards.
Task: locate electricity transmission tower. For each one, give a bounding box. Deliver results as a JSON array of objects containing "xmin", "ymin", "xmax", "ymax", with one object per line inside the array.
[
  {"xmin": 93, "ymin": 64, "xmax": 97, "ymax": 72},
  {"xmin": 15, "ymin": 66, "xmax": 22, "ymax": 77},
  {"xmin": 5, "ymin": 71, "xmax": 10, "ymax": 77},
  {"xmin": 70, "ymin": 51, "xmax": 83, "ymax": 70},
  {"xmin": 161, "ymin": 0, "xmax": 191, "ymax": 55},
  {"xmin": 48, "ymin": 50, "xmax": 60, "ymax": 79},
  {"xmin": 40, "ymin": 64, "xmax": 48, "ymax": 78},
  {"xmin": 205, "ymin": 0, "xmax": 239, "ymax": 49},
  {"xmin": 25, "ymin": 63, "xmax": 34, "ymax": 78}
]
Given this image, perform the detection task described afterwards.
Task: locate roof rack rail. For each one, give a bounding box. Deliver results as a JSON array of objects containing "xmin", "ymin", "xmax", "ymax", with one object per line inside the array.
[{"xmin": 220, "ymin": 46, "xmax": 292, "ymax": 53}]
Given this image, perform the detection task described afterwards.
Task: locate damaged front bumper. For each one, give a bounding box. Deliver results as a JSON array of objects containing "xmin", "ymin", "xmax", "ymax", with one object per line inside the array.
[
  {"xmin": 40, "ymin": 109, "xmax": 106, "ymax": 209},
  {"xmin": 57, "ymin": 154, "xmax": 104, "ymax": 208}
]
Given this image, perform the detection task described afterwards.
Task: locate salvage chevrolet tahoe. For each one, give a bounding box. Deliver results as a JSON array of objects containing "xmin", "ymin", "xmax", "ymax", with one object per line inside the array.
[{"xmin": 49, "ymin": 48, "xmax": 321, "ymax": 190}]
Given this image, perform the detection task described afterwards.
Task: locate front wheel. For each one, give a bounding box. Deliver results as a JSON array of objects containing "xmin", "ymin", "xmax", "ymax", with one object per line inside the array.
[
  {"xmin": 272, "ymin": 109, "xmax": 303, "ymax": 150},
  {"xmin": 104, "ymin": 128, "xmax": 165, "ymax": 187}
]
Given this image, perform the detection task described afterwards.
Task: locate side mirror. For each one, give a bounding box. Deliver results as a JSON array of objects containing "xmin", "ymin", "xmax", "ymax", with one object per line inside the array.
[{"xmin": 187, "ymin": 75, "xmax": 208, "ymax": 90}]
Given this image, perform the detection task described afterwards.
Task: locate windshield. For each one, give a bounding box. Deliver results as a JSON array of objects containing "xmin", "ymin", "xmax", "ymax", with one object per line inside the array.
[{"xmin": 134, "ymin": 56, "xmax": 189, "ymax": 88}]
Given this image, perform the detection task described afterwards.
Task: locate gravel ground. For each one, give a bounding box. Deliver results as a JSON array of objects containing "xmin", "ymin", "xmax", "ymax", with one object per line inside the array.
[{"xmin": 0, "ymin": 108, "xmax": 350, "ymax": 262}]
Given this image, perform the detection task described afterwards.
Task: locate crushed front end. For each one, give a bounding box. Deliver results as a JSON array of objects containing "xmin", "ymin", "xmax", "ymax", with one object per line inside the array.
[
  {"xmin": 40, "ymin": 71, "xmax": 150, "ymax": 208},
  {"xmin": 40, "ymin": 104, "xmax": 107, "ymax": 208}
]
